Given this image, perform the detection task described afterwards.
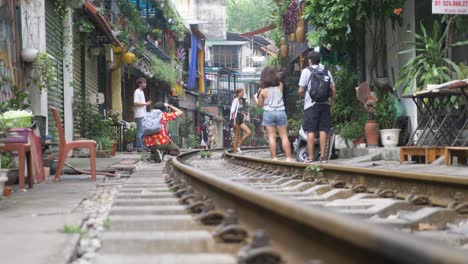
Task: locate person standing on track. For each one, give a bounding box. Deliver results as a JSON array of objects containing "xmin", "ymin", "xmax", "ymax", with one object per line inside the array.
[
  {"xmin": 298, "ymin": 51, "xmax": 336, "ymax": 163},
  {"xmin": 255, "ymin": 66, "xmax": 293, "ymax": 161},
  {"xmin": 133, "ymin": 78, "xmax": 151, "ymax": 152},
  {"xmin": 230, "ymin": 88, "xmax": 251, "ymax": 154}
]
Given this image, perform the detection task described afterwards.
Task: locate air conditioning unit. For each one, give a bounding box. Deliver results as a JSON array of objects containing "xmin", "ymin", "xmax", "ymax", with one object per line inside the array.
[{"xmin": 89, "ymin": 93, "xmax": 105, "ymax": 105}]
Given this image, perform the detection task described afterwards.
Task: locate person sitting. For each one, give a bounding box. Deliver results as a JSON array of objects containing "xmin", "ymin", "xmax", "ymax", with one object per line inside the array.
[{"xmin": 143, "ymin": 102, "xmax": 183, "ymax": 162}]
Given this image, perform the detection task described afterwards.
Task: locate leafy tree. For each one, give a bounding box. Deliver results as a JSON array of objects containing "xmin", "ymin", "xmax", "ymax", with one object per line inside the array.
[{"xmin": 226, "ymin": 0, "xmax": 274, "ymax": 33}]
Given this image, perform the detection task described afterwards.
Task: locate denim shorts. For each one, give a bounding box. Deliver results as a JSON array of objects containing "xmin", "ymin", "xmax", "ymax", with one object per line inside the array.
[{"xmin": 262, "ymin": 110, "xmax": 288, "ymax": 127}]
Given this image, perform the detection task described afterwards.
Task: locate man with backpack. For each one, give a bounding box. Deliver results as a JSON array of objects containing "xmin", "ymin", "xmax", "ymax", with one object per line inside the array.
[
  {"xmin": 298, "ymin": 50, "xmax": 336, "ymax": 163},
  {"xmin": 134, "ymin": 78, "xmax": 151, "ymax": 152},
  {"xmin": 143, "ymin": 102, "xmax": 183, "ymax": 162}
]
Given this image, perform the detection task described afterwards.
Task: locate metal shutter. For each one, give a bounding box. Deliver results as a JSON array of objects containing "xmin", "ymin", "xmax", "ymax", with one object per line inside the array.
[{"xmin": 45, "ymin": 0, "xmax": 64, "ymax": 142}]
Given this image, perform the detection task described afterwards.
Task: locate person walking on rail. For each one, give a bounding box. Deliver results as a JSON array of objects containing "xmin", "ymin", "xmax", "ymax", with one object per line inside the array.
[
  {"xmin": 143, "ymin": 102, "xmax": 183, "ymax": 162},
  {"xmin": 255, "ymin": 66, "xmax": 293, "ymax": 161},
  {"xmin": 134, "ymin": 78, "xmax": 151, "ymax": 152},
  {"xmin": 230, "ymin": 88, "xmax": 251, "ymax": 154},
  {"xmin": 298, "ymin": 51, "xmax": 336, "ymax": 163}
]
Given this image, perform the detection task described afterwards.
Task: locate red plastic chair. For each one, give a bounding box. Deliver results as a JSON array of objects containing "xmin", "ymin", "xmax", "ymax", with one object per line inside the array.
[{"xmin": 50, "ymin": 107, "xmax": 96, "ymax": 181}]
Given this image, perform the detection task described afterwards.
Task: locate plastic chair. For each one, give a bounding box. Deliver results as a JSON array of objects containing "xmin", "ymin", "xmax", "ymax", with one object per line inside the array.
[{"xmin": 50, "ymin": 107, "xmax": 96, "ymax": 181}]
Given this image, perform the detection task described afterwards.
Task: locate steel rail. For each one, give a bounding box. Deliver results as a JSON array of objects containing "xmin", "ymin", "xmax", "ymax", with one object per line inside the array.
[
  {"xmin": 225, "ymin": 151, "xmax": 468, "ymax": 206},
  {"xmin": 171, "ymin": 151, "xmax": 468, "ymax": 263}
]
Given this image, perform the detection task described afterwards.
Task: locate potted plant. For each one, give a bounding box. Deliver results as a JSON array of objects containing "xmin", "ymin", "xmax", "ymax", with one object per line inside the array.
[
  {"xmin": 124, "ymin": 123, "xmax": 136, "ymax": 152},
  {"xmin": 206, "ymin": 151, "xmax": 212, "ymax": 158},
  {"xmin": 200, "ymin": 150, "xmax": 207, "ymax": 158},
  {"xmin": 395, "ymin": 20, "xmax": 468, "ymax": 95},
  {"xmin": 374, "ymin": 93, "xmax": 400, "ymax": 147},
  {"xmin": 31, "ymin": 53, "xmax": 54, "ymax": 92},
  {"xmin": 339, "ymin": 121, "xmax": 365, "ymax": 148},
  {"xmin": 76, "ymin": 17, "xmax": 94, "ymax": 33}
]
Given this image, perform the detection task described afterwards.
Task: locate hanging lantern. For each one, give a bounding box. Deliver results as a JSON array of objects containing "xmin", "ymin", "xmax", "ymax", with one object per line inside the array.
[{"xmin": 122, "ymin": 52, "xmax": 136, "ymax": 64}]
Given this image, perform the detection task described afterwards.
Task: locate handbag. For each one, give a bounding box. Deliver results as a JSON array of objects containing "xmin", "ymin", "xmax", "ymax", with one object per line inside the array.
[{"xmin": 228, "ymin": 99, "xmax": 239, "ymax": 128}]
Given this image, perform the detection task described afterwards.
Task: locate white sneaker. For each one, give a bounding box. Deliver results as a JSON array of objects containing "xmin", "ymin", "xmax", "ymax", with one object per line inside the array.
[{"xmin": 237, "ymin": 148, "xmax": 242, "ymax": 153}]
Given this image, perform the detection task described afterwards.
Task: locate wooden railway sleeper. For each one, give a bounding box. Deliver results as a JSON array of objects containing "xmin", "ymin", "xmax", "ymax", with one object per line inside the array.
[
  {"xmin": 213, "ymin": 209, "xmax": 248, "ymax": 243},
  {"xmin": 448, "ymin": 192, "xmax": 464, "ymax": 209},
  {"xmin": 237, "ymin": 229, "xmax": 282, "ymax": 264}
]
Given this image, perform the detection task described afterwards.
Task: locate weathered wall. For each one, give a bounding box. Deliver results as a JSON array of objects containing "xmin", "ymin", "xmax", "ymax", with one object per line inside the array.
[{"xmin": 196, "ymin": 0, "xmax": 226, "ymax": 39}]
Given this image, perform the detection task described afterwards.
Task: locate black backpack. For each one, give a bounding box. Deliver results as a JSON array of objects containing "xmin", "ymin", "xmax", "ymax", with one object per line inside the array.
[{"xmin": 307, "ymin": 66, "xmax": 331, "ymax": 103}]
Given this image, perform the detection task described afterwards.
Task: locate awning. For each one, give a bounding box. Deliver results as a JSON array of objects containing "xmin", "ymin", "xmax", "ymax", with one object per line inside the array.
[{"xmin": 84, "ymin": 1, "xmax": 121, "ymax": 47}]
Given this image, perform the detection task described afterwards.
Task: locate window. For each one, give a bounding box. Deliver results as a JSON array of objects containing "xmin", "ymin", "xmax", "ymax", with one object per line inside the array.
[{"xmin": 212, "ymin": 45, "xmax": 239, "ymax": 69}]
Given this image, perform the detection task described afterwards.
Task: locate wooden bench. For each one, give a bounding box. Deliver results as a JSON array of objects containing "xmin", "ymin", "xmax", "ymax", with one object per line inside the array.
[
  {"xmin": 445, "ymin": 147, "xmax": 468, "ymax": 166},
  {"xmin": 400, "ymin": 146, "xmax": 445, "ymax": 164}
]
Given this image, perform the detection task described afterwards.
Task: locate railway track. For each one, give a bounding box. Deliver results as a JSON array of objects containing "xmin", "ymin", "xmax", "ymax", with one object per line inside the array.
[{"xmin": 93, "ymin": 149, "xmax": 468, "ymax": 264}]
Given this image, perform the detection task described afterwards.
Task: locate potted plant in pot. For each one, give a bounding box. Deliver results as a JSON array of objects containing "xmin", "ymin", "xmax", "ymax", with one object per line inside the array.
[
  {"xmin": 374, "ymin": 93, "xmax": 400, "ymax": 147},
  {"xmin": 124, "ymin": 123, "xmax": 136, "ymax": 152},
  {"xmin": 339, "ymin": 121, "xmax": 366, "ymax": 148}
]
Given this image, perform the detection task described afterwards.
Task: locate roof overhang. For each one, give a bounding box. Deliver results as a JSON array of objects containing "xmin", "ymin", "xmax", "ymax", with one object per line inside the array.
[{"xmin": 84, "ymin": 1, "xmax": 121, "ymax": 47}]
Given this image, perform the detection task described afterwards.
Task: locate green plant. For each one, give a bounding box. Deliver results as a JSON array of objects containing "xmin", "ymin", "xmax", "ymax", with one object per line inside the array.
[
  {"xmin": 304, "ymin": 164, "xmax": 323, "ymax": 177},
  {"xmin": 187, "ymin": 134, "xmax": 197, "ymax": 149},
  {"xmin": 339, "ymin": 121, "xmax": 365, "ymax": 141},
  {"xmin": 264, "ymin": 54, "xmax": 285, "ymax": 68},
  {"xmin": 206, "ymin": 151, "xmax": 212, "ymax": 157},
  {"xmin": 63, "ymin": 224, "xmax": 86, "ymax": 235},
  {"xmin": 200, "ymin": 150, "xmax": 207, "ymax": 157},
  {"xmin": 32, "ymin": 53, "xmax": 54, "ymax": 92},
  {"xmin": 96, "ymin": 135, "xmax": 114, "ymax": 151},
  {"xmin": 303, "ymin": 0, "xmax": 405, "ymax": 53},
  {"xmin": 395, "ymin": 20, "xmax": 468, "ymax": 94},
  {"xmin": 117, "ymin": 0, "xmax": 149, "ymax": 34},
  {"xmin": 103, "ymin": 218, "xmax": 111, "ymax": 229},
  {"xmin": 124, "ymin": 123, "xmax": 136, "ymax": 144},
  {"xmin": 150, "ymin": 55, "xmax": 177, "ymax": 86},
  {"xmin": 76, "ymin": 17, "xmax": 94, "ymax": 33},
  {"xmin": 331, "ymin": 67, "xmax": 361, "ymax": 128},
  {"xmin": 74, "ymin": 96, "xmax": 117, "ymax": 142},
  {"xmin": 374, "ymin": 93, "xmax": 398, "ymax": 129},
  {"xmin": 0, "ymin": 152, "xmax": 14, "ymax": 168}
]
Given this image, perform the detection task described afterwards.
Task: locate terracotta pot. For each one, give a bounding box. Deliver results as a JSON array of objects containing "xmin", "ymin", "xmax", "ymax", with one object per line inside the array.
[
  {"xmin": 365, "ymin": 119, "xmax": 379, "ymax": 147},
  {"xmin": 279, "ymin": 37, "xmax": 288, "ymax": 58},
  {"xmin": 295, "ymin": 20, "xmax": 305, "ymax": 42},
  {"xmin": 111, "ymin": 143, "xmax": 117, "ymax": 156}
]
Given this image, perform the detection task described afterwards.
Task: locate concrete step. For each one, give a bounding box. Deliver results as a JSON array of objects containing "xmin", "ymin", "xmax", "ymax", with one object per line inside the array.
[
  {"xmin": 109, "ymin": 215, "xmax": 200, "ymax": 231},
  {"xmin": 100, "ymin": 231, "xmax": 215, "ymax": 254},
  {"xmin": 94, "ymin": 254, "xmax": 237, "ymax": 264},
  {"xmin": 110, "ymin": 206, "xmax": 187, "ymax": 216}
]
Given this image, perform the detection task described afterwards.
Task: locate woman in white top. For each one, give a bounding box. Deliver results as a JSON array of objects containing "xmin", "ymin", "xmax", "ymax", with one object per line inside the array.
[
  {"xmin": 230, "ymin": 88, "xmax": 251, "ymax": 154},
  {"xmin": 255, "ymin": 67, "xmax": 292, "ymax": 161}
]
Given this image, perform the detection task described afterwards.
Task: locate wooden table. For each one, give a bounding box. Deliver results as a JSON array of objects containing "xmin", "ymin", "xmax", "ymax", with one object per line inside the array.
[
  {"xmin": 400, "ymin": 146, "xmax": 445, "ymax": 164},
  {"xmin": 0, "ymin": 142, "xmax": 33, "ymax": 189},
  {"xmin": 445, "ymin": 147, "xmax": 468, "ymax": 166}
]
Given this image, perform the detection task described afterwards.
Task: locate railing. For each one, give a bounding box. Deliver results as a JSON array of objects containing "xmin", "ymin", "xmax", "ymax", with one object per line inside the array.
[{"xmin": 113, "ymin": 121, "xmax": 126, "ymax": 152}]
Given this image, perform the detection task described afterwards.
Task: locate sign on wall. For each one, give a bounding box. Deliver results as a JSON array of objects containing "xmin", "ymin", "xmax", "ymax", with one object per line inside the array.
[{"xmin": 432, "ymin": 0, "xmax": 468, "ymax": 14}]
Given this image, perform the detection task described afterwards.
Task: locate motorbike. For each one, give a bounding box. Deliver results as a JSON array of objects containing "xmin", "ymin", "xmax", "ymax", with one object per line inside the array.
[{"xmin": 293, "ymin": 126, "xmax": 336, "ymax": 162}]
